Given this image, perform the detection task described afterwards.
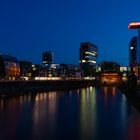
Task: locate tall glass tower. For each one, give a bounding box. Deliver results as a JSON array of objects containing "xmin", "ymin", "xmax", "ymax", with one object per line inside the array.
[
  {"xmin": 129, "ymin": 22, "xmax": 140, "ymax": 64},
  {"xmin": 129, "ymin": 22, "xmax": 140, "ymax": 79},
  {"xmin": 129, "ymin": 36, "xmax": 137, "ymax": 67},
  {"xmin": 42, "ymin": 51, "xmax": 54, "ymax": 65},
  {"xmin": 79, "ymin": 42, "xmax": 98, "ymax": 77}
]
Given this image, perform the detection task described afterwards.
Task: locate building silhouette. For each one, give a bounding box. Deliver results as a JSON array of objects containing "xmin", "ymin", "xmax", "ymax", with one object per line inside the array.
[
  {"xmin": 79, "ymin": 42, "xmax": 98, "ymax": 77},
  {"xmin": 99, "ymin": 61, "xmax": 120, "ymax": 73},
  {"xmin": 129, "ymin": 36, "xmax": 137, "ymax": 69},
  {"xmin": 42, "ymin": 51, "xmax": 54, "ymax": 65},
  {"xmin": 128, "ymin": 22, "xmax": 140, "ymax": 79},
  {"xmin": 19, "ymin": 61, "xmax": 32, "ymax": 77},
  {"xmin": 0, "ymin": 54, "xmax": 20, "ymax": 80}
]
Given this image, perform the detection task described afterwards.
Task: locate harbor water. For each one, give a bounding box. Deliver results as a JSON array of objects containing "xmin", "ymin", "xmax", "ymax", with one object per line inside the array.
[{"xmin": 0, "ymin": 87, "xmax": 140, "ymax": 140}]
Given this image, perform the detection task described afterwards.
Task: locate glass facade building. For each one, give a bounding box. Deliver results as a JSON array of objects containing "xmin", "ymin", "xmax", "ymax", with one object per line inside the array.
[{"xmin": 79, "ymin": 42, "xmax": 98, "ymax": 77}]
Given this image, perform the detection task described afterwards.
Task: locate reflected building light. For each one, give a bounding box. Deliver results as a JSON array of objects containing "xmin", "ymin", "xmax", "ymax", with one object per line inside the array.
[
  {"xmin": 0, "ymin": 100, "xmax": 4, "ymax": 110},
  {"xmin": 104, "ymin": 87, "xmax": 108, "ymax": 94},
  {"xmin": 77, "ymin": 89, "xmax": 80, "ymax": 93},
  {"xmin": 90, "ymin": 86, "xmax": 93, "ymax": 92},
  {"xmin": 19, "ymin": 96, "xmax": 24, "ymax": 104},
  {"xmin": 27, "ymin": 95, "xmax": 31, "ymax": 102},
  {"xmin": 112, "ymin": 87, "xmax": 116, "ymax": 96},
  {"xmin": 86, "ymin": 87, "xmax": 90, "ymax": 94}
]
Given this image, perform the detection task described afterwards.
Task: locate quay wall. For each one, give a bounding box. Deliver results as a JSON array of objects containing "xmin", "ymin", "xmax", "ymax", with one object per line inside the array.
[{"xmin": 0, "ymin": 80, "xmax": 95, "ymax": 95}]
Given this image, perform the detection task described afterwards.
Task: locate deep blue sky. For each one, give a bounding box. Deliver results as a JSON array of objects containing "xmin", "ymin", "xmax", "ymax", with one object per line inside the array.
[{"xmin": 0, "ymin": 0, "xmax": 140, "ymax": 66}]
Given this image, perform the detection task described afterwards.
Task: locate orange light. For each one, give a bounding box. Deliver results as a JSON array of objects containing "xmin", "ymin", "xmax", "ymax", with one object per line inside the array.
[{"xmin": 128, "ymin": 22, "xmax": 140, "ymax": 29}]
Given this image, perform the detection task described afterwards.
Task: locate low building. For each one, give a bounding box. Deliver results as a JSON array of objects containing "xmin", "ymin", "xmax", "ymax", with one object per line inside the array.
[
  {"xmin": 0, "ymin": 54, "xmax": 20, "ymax": 80},
  {"xmin": 59, "ymin": 64, "xmax": 81, "ymax": 78},
  {"xmin": 100, "ymin": 61, "xmax": 120, "ymax": 73},
  {"xmin": 19, "ymin": 61, "xmax": 32, "ymax": 78},
  {"xmin": 101, "ymin": 73, "xmax": 122, "ymax": 85},
  {"xmin": 99, "ymin": 61, "xmax": 121, "ymax": 84}
]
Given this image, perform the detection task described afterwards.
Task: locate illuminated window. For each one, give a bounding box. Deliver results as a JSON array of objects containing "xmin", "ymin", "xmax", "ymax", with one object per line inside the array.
[
  {"xmin": 82, "ymin": 60, "xmax": 86, "ymax": 63},
  {"xmin": 87, "ymin": 60, "xmax": 96, "ymax": 64},
  {"xmin": 85, "ymin": 51, "xmax": 96, "ymax": 56}
]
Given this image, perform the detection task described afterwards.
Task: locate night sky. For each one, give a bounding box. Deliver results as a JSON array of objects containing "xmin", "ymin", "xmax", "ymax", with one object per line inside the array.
[{"xmin": 0, "ymin": 0, "xmax": 140, "ymax": 66}]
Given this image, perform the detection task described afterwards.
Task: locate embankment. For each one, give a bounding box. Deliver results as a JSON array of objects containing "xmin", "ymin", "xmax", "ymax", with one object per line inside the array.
[
  {"xmin": 119, "ymin": 84, "xmax": 140, "ymax": 112},
  {"xmin": 0, "ymin": 80, "xmax": 95, "ymax": 95}
]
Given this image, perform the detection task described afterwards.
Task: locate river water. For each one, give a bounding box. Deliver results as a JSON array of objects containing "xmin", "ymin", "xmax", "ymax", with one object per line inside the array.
[{"xmin": 0, "ymin": 87, "xmax": 140, "ymax": 140}]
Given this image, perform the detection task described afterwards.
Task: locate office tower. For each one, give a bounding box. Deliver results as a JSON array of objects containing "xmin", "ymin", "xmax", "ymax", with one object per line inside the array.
[
  {"xmin": 80, "ymin": 42, "xmax": 98, "ymax": 77},
  {"xmin": 42, "ymin": 51, "xmax": 54, "ymax": 65},
  {"xmin": 129, "ymin": 22, "xmax": 140, "ymax": 79},
  {"xmin": 129, "ymin": 22, "xmax": 140, "ymax": 64},
  {"xmin": 129, "ymin": 36, "xmax": 137, "ymax": 68}
]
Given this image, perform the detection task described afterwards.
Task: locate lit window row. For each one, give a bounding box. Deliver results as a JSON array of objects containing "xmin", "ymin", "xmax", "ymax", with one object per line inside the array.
[
  {"xmin": 81, "ymin": 60, "xmax": 96, "ymax": 64},
  {"xmin": 85, "ymin": 51, "xmax": 97, "ymax": 56}
]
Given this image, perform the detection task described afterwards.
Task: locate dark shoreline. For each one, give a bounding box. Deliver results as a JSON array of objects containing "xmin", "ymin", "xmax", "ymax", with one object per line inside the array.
[
  {"xmin": 0, "ymin": 80, "xmax": 123, "ymax": 98},
  {"xmin": 0, "ymin": 80, "xmax": 96, "ymax": 96},
  {"xmin": 119, "ymin": 84, "xmax": 140, "ymax": 112}
]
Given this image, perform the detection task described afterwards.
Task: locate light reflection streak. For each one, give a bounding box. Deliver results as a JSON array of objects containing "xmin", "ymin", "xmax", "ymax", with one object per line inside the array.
[
  {"xmin": 32, "ymin": 91, "xmax": 57, "ymax": 139},
  {"xmin": 80, "ymin": 87, "xmax": 97, "ymax": 139}
]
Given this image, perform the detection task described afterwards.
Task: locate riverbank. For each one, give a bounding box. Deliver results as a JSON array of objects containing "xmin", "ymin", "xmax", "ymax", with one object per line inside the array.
[
  {"xmin": 119, "ymin": 83, "xmax": 140, "ymax": 112},
  {"xmin": 0, "ymin": 79, "xmax": 96, "ymax": 96}
]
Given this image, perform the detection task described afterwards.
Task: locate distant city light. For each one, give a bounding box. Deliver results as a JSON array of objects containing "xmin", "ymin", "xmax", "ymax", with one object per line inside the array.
[
  {"xmin": 35, "ymin": 77, "xmax": 61, "ymax": 80},
  {"xmin": 130, "ymin": 46, "xmax": 134, "ymax": 50}
]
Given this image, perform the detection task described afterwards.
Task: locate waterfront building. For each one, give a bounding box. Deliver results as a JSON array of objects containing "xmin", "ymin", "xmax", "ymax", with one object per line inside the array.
[
  {"xmin": 129, "ymin": 36, "xmax": 137, "ymax": 70},
  {"xmin": 19, "ymin": 61, "xmax": 32, "ymax": 78},
  {"xmin": 31, "ymin": 64, "xmax": 44, "ymax": 77},
  {"xmin": 50, "ymin": 64, "xmax": 60, "ymax": 77},
  {"xmin": 42, "ymin": 51, "xmax": 54, "ymax": 65},
  {"xmin": 99, "ymin": 61, "xmax": 121, "ymax": 84},
  {"xmin": 0, "ymin": 54, "xmax": 20, "ymax": 80},
  {"xmin": 129, "ymin": 22, "xmax": 140, "ymax": 79},
  {"xmin": 100, "ymin": 61, "xmax": 120, "ymax": 73},
  {"xmin": 79, "ymin": 42, "xmax": 98, "ymax": 77},
  {"xmin": 59, "ymin": 64, "xmax": 81, "ymax": 78}
]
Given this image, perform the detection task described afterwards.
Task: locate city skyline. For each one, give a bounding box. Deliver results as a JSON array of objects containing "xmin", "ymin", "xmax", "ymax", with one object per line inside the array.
[{"xmin": 0, "ymin": 0, "xmax": 140, "ymax": 65}]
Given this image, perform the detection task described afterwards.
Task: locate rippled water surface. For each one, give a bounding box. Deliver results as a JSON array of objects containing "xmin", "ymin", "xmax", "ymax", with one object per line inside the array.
[{"xmin": 0, "ymin": 87, "xmax": 140, "ymax": 140}]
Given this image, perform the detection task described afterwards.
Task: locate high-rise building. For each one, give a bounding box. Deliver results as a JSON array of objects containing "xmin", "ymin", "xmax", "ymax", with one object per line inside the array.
[
  {"xmin": 79, "ymin": 42, "xmax": 98, "ymax": 77},
  {"xmin": 129, "ymin": 22, "xmax": 140, "ymax": 79},
  {"xmin": 129, "ymin": 36, "xmax": 137, "ymax": 68},
  {"xmin": 42, "ymin": 51, "xmax": 54, "ymax": 65},
  {"xmin": 129, "ymin": 22, "xmax": 140, "ymax": 64}
]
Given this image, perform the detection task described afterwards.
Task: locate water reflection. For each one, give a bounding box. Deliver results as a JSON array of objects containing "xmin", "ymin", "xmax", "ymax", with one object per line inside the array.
[
  {"xmin": 0, "ymin": 87, "xmax": 140, "ymax": 140},
  {"xmin": 80, "ymin": 87, "xmax": 97, "ymax": 140},
  {"xmin": 32, "ymin": 92, "xmax": 57, "ymax": 140}
]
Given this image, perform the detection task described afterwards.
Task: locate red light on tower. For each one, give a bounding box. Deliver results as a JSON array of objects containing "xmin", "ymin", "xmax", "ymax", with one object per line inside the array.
[{"xmin": 128, "ymin": 22, "xmax": 140, "ymax": 29}]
